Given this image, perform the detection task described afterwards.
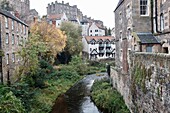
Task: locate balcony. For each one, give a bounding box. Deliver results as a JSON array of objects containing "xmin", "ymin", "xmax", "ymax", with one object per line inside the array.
[
  {"xmin": 106, "ymin": 44, "xmax": 111, "ymax": 48},
  {"xmin": 99, "ymin": 44, "xmax": 104, "ymax": 48},
  {"xmin": 99, "ymin": 50, "xmax": 105, "ymax": 53},
  {"xmin": 106, "ymin": 49, "xmax": 112, "ymax": 53}
]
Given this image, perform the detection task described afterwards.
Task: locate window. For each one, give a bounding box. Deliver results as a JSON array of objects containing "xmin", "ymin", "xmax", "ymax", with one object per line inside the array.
[
  {"xmin": 90, "ymin": 48, "xmax": 92, "ymax": 51},
  {"xmin": 24, "ymin": 26, "xmax": 26, "ymax": 35},
  {"xmin": 20, "ymin": 37, "xmax": 23, "ymax": 45},
  {"xmin": 146, "ymin": 46, "xmax": 152, "ymax": 52},
  {"xmin": 95, "ymin": 29, "xmax": 98, "ymax": 32},
  {"xmin": 12, "ymin": 20, "xmax": 14, "ymax": 30},
  {"xmin": 5, "ymin": 17, "xmax": 8, "ymax": 28},
  {"xmin": 119, "ymin": 12, "xmax": 122, "ymax": 23},
  {"xmin": 95, "ymin": 34, "xmax": 98, "ymax": 36},
  {"xmin": 90, "ymin": 30, "xmax": 92, "ymax": 33},
  {"xmin": 12, "ymin": 53, "xmax": 15, "ymax": 63},
  {"xmin": 160, "ymin": 13, "xmax": 164, "ymax": 31},
  {"xmin": 20, "ymin": 24, "xmax": 23, "ymax": 33},
  {"xmin": 17, "ymin": 36, "xmax": 19, "ymax": 45},
  {"xmin": 6, "ymin": 33, "xmax": 9, "ymax": 44},
  {"xmin": 6, "ymin": 54, "xmax": 9, "ymax": 64},
  {"xmin": 140, "ymin": 0, "xmax": 149, "ymax": 16},
  {"xmin": 17, "ymin": 22, "xmax": 19, "ymax": 32},
  {"xmin": 12, "ymin": 34, "xmax": 15, "ymax": 45}
]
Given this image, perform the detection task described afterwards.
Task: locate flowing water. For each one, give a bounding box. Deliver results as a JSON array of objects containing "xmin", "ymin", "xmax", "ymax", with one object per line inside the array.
[{"xmin": 51, "ymin": 73, "xmax": 108, "ymax": 113}]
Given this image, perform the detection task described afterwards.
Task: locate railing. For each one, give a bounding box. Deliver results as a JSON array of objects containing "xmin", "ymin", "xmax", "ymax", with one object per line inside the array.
[
  {"xmin": 99, "ymin": 44, "xmax": 104, "ymax": 47},
  {"xmin": 106, "ymin": 44, "xmax": 111, "ymax": 47},
  {"xmin": 99, "ymin": 50, "xmax": 105, "ymax": 53}
]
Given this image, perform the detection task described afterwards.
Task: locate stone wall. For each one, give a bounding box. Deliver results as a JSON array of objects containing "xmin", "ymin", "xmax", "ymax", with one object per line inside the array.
[{"xmin": 111, "ymin": 52, "xmax": 170, "ymax": 113}]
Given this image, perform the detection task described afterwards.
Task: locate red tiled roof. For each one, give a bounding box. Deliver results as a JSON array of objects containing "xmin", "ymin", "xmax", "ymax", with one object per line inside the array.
[
  {"xmin": 85, "ymin": 36, "xmax": 114, "ymax": 43},
  {"xmin": 48, "ymin": 14, "xmax": 63, "ymax": 20}
]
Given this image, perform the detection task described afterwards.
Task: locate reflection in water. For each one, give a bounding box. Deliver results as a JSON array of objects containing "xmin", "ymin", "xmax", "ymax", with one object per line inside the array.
[{"xmin": 51, "ymin": 73, "xmax": 107, "ymax": 113}]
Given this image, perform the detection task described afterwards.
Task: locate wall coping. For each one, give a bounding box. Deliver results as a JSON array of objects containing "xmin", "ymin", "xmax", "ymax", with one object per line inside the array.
[{"xmin": 131, "ymin": 52, "xmax": 170, "ymax": 58}]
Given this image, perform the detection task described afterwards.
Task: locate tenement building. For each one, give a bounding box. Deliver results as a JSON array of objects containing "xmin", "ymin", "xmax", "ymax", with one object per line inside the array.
[
  {"xmin": 114, "ymin": 0, "xmax": 151, "ymax": 73},
  {"xmin": 47, "ymin": 1, "xmax": 83, "ymax": 21},
  {"xmin": 113, "ymin": 0, "xmax": 170, "ymax": 112},
  {"xmin": 0, "ymin": 9, "xmax": 29, "ymax": 84}
]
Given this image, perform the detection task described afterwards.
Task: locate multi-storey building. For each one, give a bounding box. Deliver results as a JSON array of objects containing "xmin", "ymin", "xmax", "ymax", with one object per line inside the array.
[
  {"xmin": 82, "ymin": 36, "xmax": 115, "ymax": 60},
  {"xmin": 0, "ymin": 9, "xmax": 29, "ymax": 84},
  {"xmin": 114, "ymin": 0, "xmax": 162, "ymax": 73},
  {"xmin": 88, "ymin": 22, "xmax": 105, "ymax": 36},
  {"xmin": 47, "ymin": 1, "xmax": 83, "ymax": 21},
  {"xmin": 47, "ymin": 12, "xmax": 68, "ymax": 28}
]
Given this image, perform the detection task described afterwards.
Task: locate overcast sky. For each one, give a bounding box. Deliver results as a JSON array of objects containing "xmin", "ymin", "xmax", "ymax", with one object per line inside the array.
[{"xmin": 30, "ymin": 0, "xmax": 119, "ymax": 28}]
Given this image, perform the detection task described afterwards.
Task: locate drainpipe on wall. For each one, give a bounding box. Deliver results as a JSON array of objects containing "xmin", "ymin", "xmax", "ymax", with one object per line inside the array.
[
  {"xmin": 0, "ymin": 19, "xmax": 3, "ymax": 84},
  {"xmin": 151, "ymin": 0, "xmax": 154, "ymax": 33},
  {"xmin": 155, "ymin": 0, "xmax": 162, "ymax": 33}
]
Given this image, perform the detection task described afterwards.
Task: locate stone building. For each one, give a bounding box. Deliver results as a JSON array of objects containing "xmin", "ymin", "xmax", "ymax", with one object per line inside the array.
[
  {"xmin": 154, "ymin": 0, "xmax": 170, "ymax": 53},
  {"xmin": 115, "ymin": 0, "xmax": 156, "ymax": 73},
  {"xmin": 0, "ymin": 9, "xmax": 29, "ymax": 84},
  {"xmin": 6, "ymin": 0, "xmax": 30, "ymax": 20},
  {"xmin": 47, "ymin": 1, "xmax": 83, "ymax": 21}
]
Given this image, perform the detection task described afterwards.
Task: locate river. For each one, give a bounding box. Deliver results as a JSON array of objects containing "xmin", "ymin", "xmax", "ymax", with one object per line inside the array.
[{"xmin": 51, "ymin": 73, "xmax": 108, "ymax": 113}]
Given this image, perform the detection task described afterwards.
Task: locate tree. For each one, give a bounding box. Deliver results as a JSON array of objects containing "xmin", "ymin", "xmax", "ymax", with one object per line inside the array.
[
  {"xmin": 105, "ymin": 27, "xmax": 108, "ymax": 36},
  {"xmin": 30, "ymin": 21, "xmax": 67, "ymax": 63},
  {"xmin": 108, "ymin": 28, "xmax": 111, "ymax": 36},
  {"xmin": 17, "ymin": 21, "xmax": 66, "ymax": 79},
  {"xmin": 59, "ymin": 22, "xmax": 83, "ymax": 64}
]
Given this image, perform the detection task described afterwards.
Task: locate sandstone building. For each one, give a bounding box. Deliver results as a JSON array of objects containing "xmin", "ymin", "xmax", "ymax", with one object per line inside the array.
[
  {"xmin": 47, "ymin": 1, "xmax": 83, "ymax": 21},
  {"xmin": 0, "ymin": 9, "xmax": 29, "ymax": 84}
]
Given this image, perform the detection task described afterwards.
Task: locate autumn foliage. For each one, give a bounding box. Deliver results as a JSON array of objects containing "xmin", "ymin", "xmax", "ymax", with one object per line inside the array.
[{"xmin": 30, "ymin": 21, "xmax": 67, "ymax": 58}]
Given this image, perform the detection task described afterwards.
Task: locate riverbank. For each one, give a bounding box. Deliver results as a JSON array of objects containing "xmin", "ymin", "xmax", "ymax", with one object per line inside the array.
[{"xmin": 91, "ymin": 79, "xmax": 130, "ymax": 113}]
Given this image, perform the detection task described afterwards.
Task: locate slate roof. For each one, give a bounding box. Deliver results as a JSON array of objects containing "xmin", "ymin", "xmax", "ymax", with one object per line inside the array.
[
  {"xmin": 136, "ymin": 33, "xmax": 160, "ymax": 44},
  {"xmin": 114, "ymin": 0, "xmax": 124, "ymax": 12},
  {"xmin": 0, "ymin": 9, "xmax": 28, "ymax": 26},
  {"xmin": 48, "ymin": 14, "xmax": 63, "ymax": 20}
]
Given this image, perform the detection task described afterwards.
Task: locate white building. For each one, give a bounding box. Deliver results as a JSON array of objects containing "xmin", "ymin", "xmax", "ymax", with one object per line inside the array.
[
  {"xmin": 82, "ymin": 36, "xmax": 115, "ymax": 60},
  {"xmin": 88, "ymin": 22, "xmax": 105, "ymax": 36},
  {"xmin": 48, "ymin": 13, "xmax": 68, "ymax": 28}
]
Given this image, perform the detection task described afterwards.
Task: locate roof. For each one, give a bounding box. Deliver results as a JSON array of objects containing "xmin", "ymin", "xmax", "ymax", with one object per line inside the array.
[
  {"xmin": 89, "ymin": 22, "xmax": 105, "ymax": 30},
  {"xmin": 136, "ymin": 33, "xmax": 160, "ymax": 44},
  {"xmin": 48, "ymin": 14, "xmax": 63, "ymax": 20},
  {"xmin": 0, "ymin": 9, "xmax": 28, "ymax": 26},
  {"xmin": 85, "ymin": 36, "xmax": 114, "ymax": 43},
  {"xmin": 114, "ymin": 0, "xmax": 124, "ymax": 12}
]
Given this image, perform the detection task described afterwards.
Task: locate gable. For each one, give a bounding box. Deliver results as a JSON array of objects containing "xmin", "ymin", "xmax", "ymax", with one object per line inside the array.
[{"xmin": 90, "ymin": 49, "xmax": 98, "ymax": 55}]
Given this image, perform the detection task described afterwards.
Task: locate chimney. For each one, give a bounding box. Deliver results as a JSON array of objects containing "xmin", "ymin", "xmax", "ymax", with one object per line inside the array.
[
  {"xmin": 62, "ymin": 1, "xmax": 64, "ymax": 4},
  {"xmin": 14, "ymin": 11, "xmax": 20, "ymax": 18},
  {"xmin": 52, "ymin": 20, "xmax": 56, "ymax": 27}
]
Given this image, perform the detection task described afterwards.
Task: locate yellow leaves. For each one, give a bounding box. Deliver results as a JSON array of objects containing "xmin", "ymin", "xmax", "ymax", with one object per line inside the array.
[{"xmin": 30, "ymin": 21, "xmax": 67, "ymax": 57}]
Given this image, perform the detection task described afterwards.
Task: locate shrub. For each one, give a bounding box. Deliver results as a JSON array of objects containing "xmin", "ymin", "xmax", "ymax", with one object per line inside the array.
[
  {"xmin": 0, "ymin": 89, "xmax": 25, "ymax": 113},
  {"xmin": 91, "ymin": 80, "xmax": 130, "ymax": 113}
]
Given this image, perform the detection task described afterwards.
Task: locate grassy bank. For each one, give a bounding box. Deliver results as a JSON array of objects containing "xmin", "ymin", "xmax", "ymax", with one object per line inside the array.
[
  {"xmin": 0, "ymin": 60, "xmax": 83, "ymax": 113},
  {"xmin": 91, "ymin": 79, "xmax": 130, "ymax": 113}
]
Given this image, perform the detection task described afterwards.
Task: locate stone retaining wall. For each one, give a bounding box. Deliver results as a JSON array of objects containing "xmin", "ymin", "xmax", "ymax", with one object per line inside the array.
[{"xmin": 111, "ymin": 52, "xmax": 170, "ymax": 113}]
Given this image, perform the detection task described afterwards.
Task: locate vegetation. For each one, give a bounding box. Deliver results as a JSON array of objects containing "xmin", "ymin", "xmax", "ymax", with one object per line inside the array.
[
  {"xmin": 91, "ymin": 79, "xmax": 130, "ymax": 113},
  {"xmin": 57, "ymin": 22, "xmax": 83, "ymax": 64}
]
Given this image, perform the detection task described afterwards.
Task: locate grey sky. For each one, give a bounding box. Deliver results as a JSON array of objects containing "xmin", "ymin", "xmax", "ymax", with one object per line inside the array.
[{"xmin": 30, "ymin": 0, "xmax": 119, "ymax": 28}]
